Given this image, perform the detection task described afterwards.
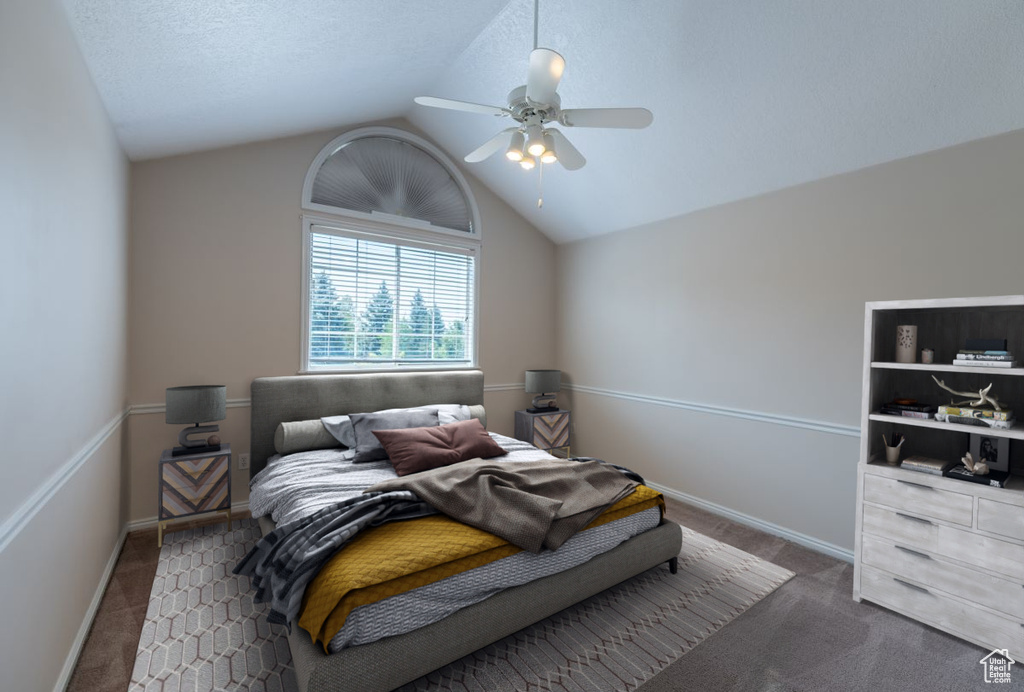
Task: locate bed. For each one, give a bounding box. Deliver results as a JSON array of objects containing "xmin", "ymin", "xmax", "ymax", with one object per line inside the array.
[{"xmin": 248, "ymin": 370, "xmax": 683, "ymax": 692}]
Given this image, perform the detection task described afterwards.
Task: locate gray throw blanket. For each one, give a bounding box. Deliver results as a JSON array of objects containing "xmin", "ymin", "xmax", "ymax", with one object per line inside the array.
[
  {"xmin": 367, "ymin": 458, "xmax": 638, "ymax": 553},
  {"xmin": 234, "ymin": 490, "xmax": 434, "ymax": 628}
]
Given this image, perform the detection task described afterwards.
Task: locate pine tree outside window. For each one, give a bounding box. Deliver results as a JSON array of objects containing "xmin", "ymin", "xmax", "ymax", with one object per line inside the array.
[{"xmin": 303, "ymin": 224, "xmax": 476, "ymax": 370}]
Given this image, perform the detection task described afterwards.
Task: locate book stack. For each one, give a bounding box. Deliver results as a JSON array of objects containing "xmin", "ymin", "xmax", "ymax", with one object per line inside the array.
[
  {"xmin": 936, "ymin": 405, "xmax": 1015, "ymax": 429},
  {"xmin": 953, "ymin": 338, "xmax": 1018, "ymax": 368},
  {"xmin": 945, "ymin": 465, "xmax": 1014, "ymax": 488},
  {"xmin": 900, "ymin": 455, "xmax": 955, "ymax": 475},
  {"xmin": 880, "ymin": 401, "xmax": 936, "ymax": 419}
]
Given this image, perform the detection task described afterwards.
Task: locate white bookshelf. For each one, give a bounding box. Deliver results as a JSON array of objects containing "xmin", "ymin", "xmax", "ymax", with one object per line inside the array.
[{"xmin": 854, "ymin": 295, "xmax": 1024, "ymax": 660}]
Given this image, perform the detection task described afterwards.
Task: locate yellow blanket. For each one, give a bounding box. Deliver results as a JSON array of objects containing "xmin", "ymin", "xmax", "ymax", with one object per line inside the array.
[{"xmin": 299, "ymin": 485, "xmax": 665, "ymax": 650}]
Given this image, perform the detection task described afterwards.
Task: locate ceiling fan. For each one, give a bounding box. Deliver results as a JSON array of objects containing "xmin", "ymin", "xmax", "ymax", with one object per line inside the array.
[{"xmin": 413, "ymin": 0, "xmax": 652, "ymax": 173}]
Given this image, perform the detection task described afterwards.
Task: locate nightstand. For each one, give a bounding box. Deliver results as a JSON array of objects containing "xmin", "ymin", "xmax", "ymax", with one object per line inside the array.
[
  {"xmin": 514, "ymin": 409, "xmax": 571, "ymax": 457},
  {"xmin": 158, "ymin": 444, "xmax": 232, "ymax": 547}
]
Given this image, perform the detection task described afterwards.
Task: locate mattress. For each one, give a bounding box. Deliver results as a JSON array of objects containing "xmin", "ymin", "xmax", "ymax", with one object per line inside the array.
[
  {"xmin": 328, "ymin": 506, "xmax": 661, "ymax": 651},
  {"xmin": 248, "ymin": 433, "xmax": 664, "ymax": 650}
]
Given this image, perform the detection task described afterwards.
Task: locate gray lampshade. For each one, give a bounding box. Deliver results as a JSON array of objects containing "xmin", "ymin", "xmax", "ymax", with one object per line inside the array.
[
  {"xmin": 525, "ymin": 370, "xmax": 561, "ymax": 394},
  {"xmin": 165, "ymin": 385, "xmax": 227, "ymax": 425}
]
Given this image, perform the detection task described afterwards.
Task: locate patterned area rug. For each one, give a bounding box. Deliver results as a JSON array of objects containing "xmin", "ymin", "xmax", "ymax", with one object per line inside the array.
[
  {"xmin": 130, "ymin": 521, "xmax": 299, "ymax": 692},
  {"xmin": 131, "ymin": 519, "xmax": 793, "ymax": 692},
  {"xmin": 400, "ymin": 527, "xmax": 794, "ymax": 691}
]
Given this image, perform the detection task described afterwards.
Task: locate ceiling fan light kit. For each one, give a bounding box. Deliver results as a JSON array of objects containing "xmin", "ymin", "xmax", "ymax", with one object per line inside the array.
[
  {"xmin": 540, "ymin": 132, "xmax": 558, "ymax": 164},
  {"xmin": 413, "ymin": 0, "xmax": 651, "ymax": 202},
  {"xmin": 505, "ymin": 130, "xmax": 525, "ymax": 161},
  {"xmin": 525, "ymin": 124, "xmax": 546, "ymax": 157}
]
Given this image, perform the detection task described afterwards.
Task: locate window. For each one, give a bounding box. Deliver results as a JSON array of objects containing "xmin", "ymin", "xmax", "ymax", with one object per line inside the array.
[
  {"xmin": 304, "ymin": 225, "xmax": 476, "ymax": 370},
  {"xmin": 301, "ymin": 128, "xmax": 481, "ymax": 372}
]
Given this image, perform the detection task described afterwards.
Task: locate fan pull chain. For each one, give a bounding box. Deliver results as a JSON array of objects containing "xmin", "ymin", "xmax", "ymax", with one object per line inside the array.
[{"xmin": 537, "ymin": 160, "xmax": 544, "ymax": 208}]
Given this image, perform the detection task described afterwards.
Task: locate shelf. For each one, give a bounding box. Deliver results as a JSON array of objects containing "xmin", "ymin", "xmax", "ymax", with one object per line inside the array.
[
  {"xmin": 868, "ymin": 413, "xmax": 1024, "ymax": 440},
  {"xmin": 871, "ymin": 362, "xmax": 1024, "ymax": 377}
]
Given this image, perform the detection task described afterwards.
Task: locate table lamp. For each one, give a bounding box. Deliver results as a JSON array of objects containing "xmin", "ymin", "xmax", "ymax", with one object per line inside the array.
[
  {"xmin": 166, "ymin": 385, "xmax": 227, "ymax": 456},
  {"xmin": 525, "ymin": 370, "xmax": 561, "ymax": 413}
]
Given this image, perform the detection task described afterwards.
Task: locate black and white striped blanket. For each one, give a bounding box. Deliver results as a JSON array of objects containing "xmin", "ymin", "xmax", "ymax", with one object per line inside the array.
[{"xmin": 234, "ymin": 488, "xmax": 434, "ymax": 628}]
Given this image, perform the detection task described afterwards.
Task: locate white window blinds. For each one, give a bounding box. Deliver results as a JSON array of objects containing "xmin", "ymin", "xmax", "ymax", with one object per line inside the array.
[{"xmin": 307, "ymin": 226, "xmax": 475, "ymax": 369}]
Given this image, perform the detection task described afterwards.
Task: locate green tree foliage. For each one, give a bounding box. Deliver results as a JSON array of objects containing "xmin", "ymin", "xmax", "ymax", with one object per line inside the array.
[
  {"xmin": 309, "ymin": 272, "xmax": 355, "ymax": 360},
  {"xmin": 359, "ymin": 281, "xmax": 394, "ymax": 357},
  {"xmin": 399, "ymin": 289, "xmax": 433, "ymax": 359},
  {"xmin": 440, "ymin": 320, "xmax": 466, "ymax": 360},
  {"xmin": 430, "ymin": 305, "xmax": 445, "ymax": 350}
]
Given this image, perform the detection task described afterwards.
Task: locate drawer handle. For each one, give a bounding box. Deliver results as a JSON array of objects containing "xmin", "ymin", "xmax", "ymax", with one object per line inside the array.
[
  {"xmin": 893, "ymin": 577, "xmax": 931, "ymax": 594},
  {"xmin": 896, "ymin": 512, "xmax": 933, "ymax": 525},
  {"xmin": 895, "ymin": 545, "xmax": 931, "ymax": 560},
  {"xmin": 897, "ymin": 479, "xmax": 934, "ymax": 490}
]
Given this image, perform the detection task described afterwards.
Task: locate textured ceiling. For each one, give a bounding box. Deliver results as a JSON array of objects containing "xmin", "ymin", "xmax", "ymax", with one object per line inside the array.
[
  {"xmin": 61, "ymin": 0, "xmax": 511, "ymax": 159},
  {"xmin": 64, "ymin": 0, "xmax": 1024, "ymax": 242}
]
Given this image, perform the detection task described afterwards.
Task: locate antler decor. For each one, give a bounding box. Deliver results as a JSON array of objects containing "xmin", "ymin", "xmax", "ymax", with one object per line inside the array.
[{"xmin": 931, "ymin": 375, "xmax": 1005, "ymax": 411}]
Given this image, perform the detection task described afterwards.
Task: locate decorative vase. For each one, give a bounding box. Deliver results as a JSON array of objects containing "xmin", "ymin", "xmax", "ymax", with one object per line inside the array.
[{"xmin": 896, "ymin": 325, "xmax": 917, "ymax": 363}]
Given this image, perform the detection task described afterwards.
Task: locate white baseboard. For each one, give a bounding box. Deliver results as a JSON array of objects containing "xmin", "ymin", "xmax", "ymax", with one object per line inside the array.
[
  {"xmin": 54, "ymin": 525, "xmax": 128, "ymax": 692},
  {"xmin": 647, "ymin": 480, "xmax": 854, "ymax": 564},
  {"xmin": 127, "ymin": 500, "xmax": 251, "ymax": 532}
]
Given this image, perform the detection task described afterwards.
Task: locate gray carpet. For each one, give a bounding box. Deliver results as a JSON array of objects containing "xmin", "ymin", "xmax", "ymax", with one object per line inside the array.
[{"xmin": 642, "ymin": 499, "xmax": 1024, "ymax": 692}]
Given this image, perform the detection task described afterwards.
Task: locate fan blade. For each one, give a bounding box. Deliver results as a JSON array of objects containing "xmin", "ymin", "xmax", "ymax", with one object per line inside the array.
[
  {"xmin": 559, "ymin": 108, "xmax": 653, "ymax": 129},
  {"xmin": 414, "ymin": 96, "xmax": 509, "ymax": 117},
  {"xmin": 526, "ymin": 48, "xmax": 565, "ymax": 107},
  {"xmin": 547, "ymin": 129, "xmax": 585, "ymax": 170},
  {"xmin": 464, "ymin": 128, "xmax": 518, "ymax": 163}
]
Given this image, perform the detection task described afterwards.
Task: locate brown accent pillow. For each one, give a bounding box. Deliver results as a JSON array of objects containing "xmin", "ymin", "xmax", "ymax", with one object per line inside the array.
[
  {"xmin": 372, "ymin": 418, "xmax": 506, "ymax": 476},
  {"xmin": 446, "ymin": 418, "xmax": 506, "ymax": 459}
]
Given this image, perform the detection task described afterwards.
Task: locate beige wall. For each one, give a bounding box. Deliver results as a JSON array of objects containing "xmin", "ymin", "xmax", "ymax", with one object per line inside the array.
[
  {"xmin": 128, "ymin": 120, "xmax": 552, "ymax": 521},
  {"xmin": 557, "ymin": 128, "xmax": 1024, "ymax": 552},
  {"xmin": 0, "ymin": 0, "xmax": 129, "ymax": 689}
]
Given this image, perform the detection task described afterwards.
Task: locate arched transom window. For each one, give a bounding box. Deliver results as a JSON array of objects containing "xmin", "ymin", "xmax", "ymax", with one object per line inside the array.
[{"xmin": 300, "ymin": 128, "xmax": 480, "ymax": 372}]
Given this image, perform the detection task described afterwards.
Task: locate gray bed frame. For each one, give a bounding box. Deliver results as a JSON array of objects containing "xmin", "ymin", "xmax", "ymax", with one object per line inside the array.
[{"xmin": 250, "ymin": 370, "xmax": 683, "ymax": 692}]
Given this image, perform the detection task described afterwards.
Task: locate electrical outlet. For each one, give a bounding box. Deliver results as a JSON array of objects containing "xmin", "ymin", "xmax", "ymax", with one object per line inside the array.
[{"xmin": 238, "ymin": 453, "xmax": 250, "ymax": 470}]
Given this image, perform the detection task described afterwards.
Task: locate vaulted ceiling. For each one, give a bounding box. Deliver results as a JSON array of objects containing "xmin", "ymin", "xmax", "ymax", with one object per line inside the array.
[{"xmin": 64, "ymin": 0, "xmax": 1024, "ymax": 243}]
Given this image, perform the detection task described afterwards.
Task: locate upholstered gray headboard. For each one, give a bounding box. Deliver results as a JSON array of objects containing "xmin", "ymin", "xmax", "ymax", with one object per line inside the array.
[{"xmin": 249, "ymin": 370, "xmax": 484, "ymax": 479}]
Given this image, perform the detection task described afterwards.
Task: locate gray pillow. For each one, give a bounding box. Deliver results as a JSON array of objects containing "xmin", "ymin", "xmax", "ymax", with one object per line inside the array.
[
  {"xmin": 321, "ymin": 414, "xmax": 357, "ymax": 448},
  {"xmin": 349, "ymin": 409, "xmax": 440, "ymax": 462},
  {"xmin": 274, "ymin": 419, "xmax": 342, "ymax": 455},
  {"xmin": 322, "ymin": 404, "xmax": 470, "ymax": 448}
]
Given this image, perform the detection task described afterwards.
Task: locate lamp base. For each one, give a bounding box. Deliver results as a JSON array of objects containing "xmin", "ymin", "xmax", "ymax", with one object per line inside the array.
[
  {"xmin": 529, "ymin": 393, "xmax": 558, "ymax": 413},
  {"xmin": 171, "ymin": 444, "xmax": 222, "ymax": 457},
  {"xmin": 173, "ymin": 424, "xmax": 221, "ymax": 456}
]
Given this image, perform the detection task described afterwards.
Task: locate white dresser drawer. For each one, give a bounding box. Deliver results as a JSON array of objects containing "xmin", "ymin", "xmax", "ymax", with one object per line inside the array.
[
  {"xmin": 861, "ymin": 534, "xmax": 1024, "ymax": 620},
  {"xmin": 861, "ymin": 565, "xmax": 1024, "ymax": 660},
  {"xmin": 863, "ymin": 473, "xmax": 973, "ymax": 526},
  {"xmin": 863, "ymin": 505, "xmax": 1024, "ymax": 581},
  {"xmin": 979, "ymin": 498, "xmax": 1024, "ymax": 541}
]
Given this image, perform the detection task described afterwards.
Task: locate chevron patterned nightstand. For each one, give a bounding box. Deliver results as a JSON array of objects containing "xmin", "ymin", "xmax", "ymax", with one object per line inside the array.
[
  {"xmin": 514, "ymin": 409, "xmax": 571, "ymax": 458},
  {"xmin": 158, "ymin": 444, "xmax": 232, "ymax": 547}
]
